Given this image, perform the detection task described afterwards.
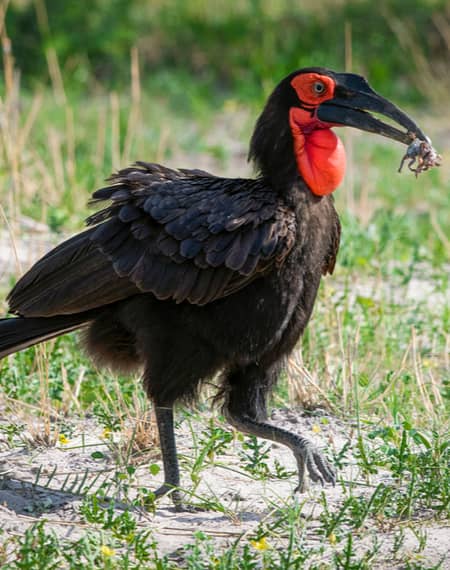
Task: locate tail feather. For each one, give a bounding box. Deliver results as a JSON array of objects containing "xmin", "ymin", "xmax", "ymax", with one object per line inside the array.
[{"xmin": 0, "ymin": 311, "xmax": 98, "ymax": 359}]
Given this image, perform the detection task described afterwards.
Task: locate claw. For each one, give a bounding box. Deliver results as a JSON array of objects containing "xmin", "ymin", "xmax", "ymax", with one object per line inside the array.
[
  {"xmin": 225, "ymin": 409, "xmax": 336, "ymax": 496},
  {"xmin": 293, "ymin": 442, "xmax": 336, "ymax": 493}
]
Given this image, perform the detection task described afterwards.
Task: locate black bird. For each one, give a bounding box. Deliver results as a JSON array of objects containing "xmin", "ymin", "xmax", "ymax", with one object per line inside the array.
[{"xmin": 0, "ymin": 68, "xmax": 430, "ymax": 508}]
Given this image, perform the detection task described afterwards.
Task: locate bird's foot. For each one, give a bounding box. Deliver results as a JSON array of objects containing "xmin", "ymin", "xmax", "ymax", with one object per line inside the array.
[
  {"xmin": 153, "ymin": 484, "xmax": 205, "ymax": 512},
  {"xmin": 224, "ymin": 409, "xmax": 336, "ymax": 494},
  {"xmin": 293, "ymin": 441, "xmax": 336, "ymax": 493}
]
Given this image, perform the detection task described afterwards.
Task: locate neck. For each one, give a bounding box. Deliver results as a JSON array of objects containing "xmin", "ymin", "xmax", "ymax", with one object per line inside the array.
[
  {"xmin": 249, "ymin": 99, "xmax": 299, "ymax": 193},
  {"xmin": 249, "ymin": 100, "xmax": 346, "ymax": 196}
]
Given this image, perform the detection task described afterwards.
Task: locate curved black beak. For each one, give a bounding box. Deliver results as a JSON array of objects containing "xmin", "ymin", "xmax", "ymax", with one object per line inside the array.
[{"xmin": 317, "ymin": 73, "xmax": 428, "ymax": 145}]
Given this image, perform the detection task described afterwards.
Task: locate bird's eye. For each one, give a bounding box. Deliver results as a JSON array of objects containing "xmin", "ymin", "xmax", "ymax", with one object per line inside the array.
[{"xmin": 313, "ymin": 81, "xmax": 326, "ymax": 95}]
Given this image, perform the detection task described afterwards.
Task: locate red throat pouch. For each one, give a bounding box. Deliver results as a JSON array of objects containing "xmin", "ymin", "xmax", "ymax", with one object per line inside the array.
[{"xmin": 289, "ymin": 108, "xmax": 346, "ymax": 196}]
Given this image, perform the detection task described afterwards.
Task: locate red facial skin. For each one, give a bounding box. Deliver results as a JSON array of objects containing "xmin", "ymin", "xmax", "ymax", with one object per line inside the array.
[{"xmin": 290, "ymin": 73, "xmax": 346, "ymax": 196}]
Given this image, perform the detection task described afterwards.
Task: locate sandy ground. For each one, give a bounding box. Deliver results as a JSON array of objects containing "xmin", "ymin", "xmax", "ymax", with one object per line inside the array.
[{"xmin": 0, "ymin": 408, "xmax": 448, "ymax": 568}]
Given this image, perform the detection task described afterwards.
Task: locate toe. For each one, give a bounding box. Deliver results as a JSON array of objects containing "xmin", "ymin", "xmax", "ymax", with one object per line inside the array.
[{"xmin": 306, "ymin": 447, "xmax": 336, "ymax": 485}]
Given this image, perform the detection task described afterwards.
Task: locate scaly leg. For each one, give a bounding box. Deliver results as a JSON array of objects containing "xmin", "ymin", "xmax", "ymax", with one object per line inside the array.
[
  {"xmin": 224, "ymin": 364, "xmax": 336, "ymax": 492},
  {"xmin": 153, "ymin": 406, "xmax": 184, "ymax": 508},
  {"xmin": 226, "ymin": 411, "xmax": 335, "ymax": 492}
]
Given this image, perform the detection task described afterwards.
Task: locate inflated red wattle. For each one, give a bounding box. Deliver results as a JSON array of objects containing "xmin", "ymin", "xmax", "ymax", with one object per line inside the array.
[{"xmin": 289, "ymin": 108, "xmax": 346, "ymax": 196}]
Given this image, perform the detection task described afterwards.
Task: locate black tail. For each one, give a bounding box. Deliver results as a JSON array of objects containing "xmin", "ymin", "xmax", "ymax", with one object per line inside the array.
[{"xmin": 0, "ymin": 311, "xmax": 99, "ymax": 359}]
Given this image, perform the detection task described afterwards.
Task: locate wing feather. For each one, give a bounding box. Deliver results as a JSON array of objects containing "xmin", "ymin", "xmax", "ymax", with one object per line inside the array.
[
  {"xmin": 86, "ymin": 162, "xmax": 297, "ymax": 304},
  {"xmin": 8, "ymin": 162, "xmax": 297, "ymax": 316}
]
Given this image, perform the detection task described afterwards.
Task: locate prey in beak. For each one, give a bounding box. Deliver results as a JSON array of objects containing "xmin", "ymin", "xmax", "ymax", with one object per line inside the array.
[{"xmin": 317, "ymin": 72, "xmax": 441, "ymax": 175}]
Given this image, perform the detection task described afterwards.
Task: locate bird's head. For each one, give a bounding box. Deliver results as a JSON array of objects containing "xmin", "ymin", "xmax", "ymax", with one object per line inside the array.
[{"xmin": 249, "ymin": 67, "xmax": 429, "ymax": 196}]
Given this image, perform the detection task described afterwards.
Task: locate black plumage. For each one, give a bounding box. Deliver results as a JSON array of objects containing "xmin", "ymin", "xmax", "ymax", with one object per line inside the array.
[
  {"xmin": 1, "ymin": 159, "xmax": 337, "ymax": 503},
  {"xmin": 2, "ymin": 67, "xmax": 427, "ymax": 508}
]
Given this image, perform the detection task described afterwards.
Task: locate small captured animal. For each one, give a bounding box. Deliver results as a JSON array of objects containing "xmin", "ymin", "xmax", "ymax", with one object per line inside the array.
[{"xmin": 398, "ymin": 134, "xmax": 442, "ymax": 176}]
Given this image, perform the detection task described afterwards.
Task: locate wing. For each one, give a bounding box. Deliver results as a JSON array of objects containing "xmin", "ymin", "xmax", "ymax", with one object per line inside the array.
[
  {"xmin": 8, "ymin": 162, "xmax": 296, "ymax": 316},
  {"xmin": 87, "ymin": 162, "xmax": 297, "ymax": 305}
]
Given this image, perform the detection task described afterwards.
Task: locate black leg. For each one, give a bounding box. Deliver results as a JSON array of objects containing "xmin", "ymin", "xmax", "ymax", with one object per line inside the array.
[
  {"xmin": 143, "ymin": 339, "xmax": 220, "ymax": 511},
  {"xmin": 153, "ymin": 405, "xmax": 184, "ymax": 508},
  {"xmin": 224, "ymin": 364, "xmax": 336, "ymax": 492}
]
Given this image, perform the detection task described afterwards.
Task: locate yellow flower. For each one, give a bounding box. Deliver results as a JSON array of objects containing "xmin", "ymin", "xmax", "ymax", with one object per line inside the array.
[
  {"xmin": 312, "ymin": 424, "xmax": 321, "ymax": 434},
  {"xmin": 250, "ymin": 537, "xmax": 270, "ymax": 551},
  {"xmin": 101, "ymin": 427, "xmax": 112, "ymax": 439},
  {"xmin": 328, "ymin": 532, "xmax": 337, "ymax": 545},
  {"xmin": 100, "ymin": 545, "xmax": 116, "ymax": 557},
  {"xmin": 58, "ymin": 434, "xmax": 70, "ymax": 445}
]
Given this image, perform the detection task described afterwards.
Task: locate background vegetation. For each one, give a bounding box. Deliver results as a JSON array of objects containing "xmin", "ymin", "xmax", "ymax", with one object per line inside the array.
[
  {"xmin": 0, "ymin": 0, "xmax": 449, "ymax": 568},
  {"xmin": 5, "ymin": 0, "xmax": 450, "ymax": 104}
]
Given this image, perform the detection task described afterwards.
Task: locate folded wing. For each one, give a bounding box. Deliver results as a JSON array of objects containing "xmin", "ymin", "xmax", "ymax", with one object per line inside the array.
[{"xmin": 8, "ymin": 162, "xmax": 297, "ymax": 316}]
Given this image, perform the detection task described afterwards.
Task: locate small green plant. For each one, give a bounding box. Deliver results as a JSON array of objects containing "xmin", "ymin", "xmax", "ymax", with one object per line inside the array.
[
  {"xmin": 238, "ymin": 435, "xmax": 272, "ymax": 480},
  {"xmin": 80, "ymin": 495, "xmax": 137, "ymax": 542},
  {"xmin": 333, "ymin": 532, "xmax": 380, "ymax": 570},
  {"xmin": 0, "ymin": 423, "xmax": 25, "ymax": 448},
  {"xmin": 236, "ymin": 435, "xmax": 296, "ymax": 481},
  {"xmin": 196, "ymin": 418, "xmax": 234, "ymax": 461},
  {"xmin": 362, "ymin": 423, "xmax": 450, "ymax": 517},
  {"xmin": 4, "ymin": 522, "xmax": 62, "ymax": 570},
  {"xmin": 183, "ymin": 416, "xmax": 233, "ymax": 490}
]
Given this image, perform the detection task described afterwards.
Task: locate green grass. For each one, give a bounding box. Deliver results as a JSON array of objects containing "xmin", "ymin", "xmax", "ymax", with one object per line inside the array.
[{"xmin": 6, "ymin": 0, "xmax": 450, "ymax": 105}]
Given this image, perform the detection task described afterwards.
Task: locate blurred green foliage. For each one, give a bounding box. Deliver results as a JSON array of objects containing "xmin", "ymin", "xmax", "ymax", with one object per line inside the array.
[{"xmin": 4, "ymin": 0, "xmax": 450, "ymax": 104}]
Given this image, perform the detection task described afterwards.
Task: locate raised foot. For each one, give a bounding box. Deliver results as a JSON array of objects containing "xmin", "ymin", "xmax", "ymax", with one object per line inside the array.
[
  {"xmin": 225, "ymin": 411, "xmax": 336, "ymax": 494},
  {"xmin": 293, "ymin": 441, "xmax": 336, "ymax": 493}
]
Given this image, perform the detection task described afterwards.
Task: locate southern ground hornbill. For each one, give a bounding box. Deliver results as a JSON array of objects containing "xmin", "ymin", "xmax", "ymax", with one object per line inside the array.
[{"xmin": 0, "ymin": 68, "xmax": 437, "ymax": 508}]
